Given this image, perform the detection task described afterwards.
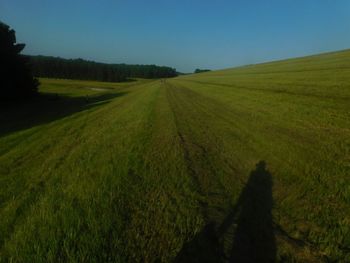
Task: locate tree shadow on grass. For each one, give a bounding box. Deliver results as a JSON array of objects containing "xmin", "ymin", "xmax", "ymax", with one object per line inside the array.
[
  {"xmin": 0, "ymin": 91, "xmax": 127, "ymax": 138},
  {"xmin": 176, "ymin": 161, "xmax": 276, "ymax": 263}
]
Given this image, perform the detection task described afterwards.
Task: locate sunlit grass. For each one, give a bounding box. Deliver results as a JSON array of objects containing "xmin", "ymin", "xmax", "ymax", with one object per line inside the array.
[{"xmin": 0, "ymin": 50, "xmax": 349, "ymax": 262}]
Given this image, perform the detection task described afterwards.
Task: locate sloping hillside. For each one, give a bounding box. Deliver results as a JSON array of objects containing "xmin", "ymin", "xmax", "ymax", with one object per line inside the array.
[{"xmin": 0, "ymin": 50, "xmax": 349, "ymax": 262}]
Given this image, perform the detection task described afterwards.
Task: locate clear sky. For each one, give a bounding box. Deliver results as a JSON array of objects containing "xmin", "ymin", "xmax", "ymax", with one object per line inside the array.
[{"xmin": 1, "ymin": 0, "xmax": 350, "ymax": 72}]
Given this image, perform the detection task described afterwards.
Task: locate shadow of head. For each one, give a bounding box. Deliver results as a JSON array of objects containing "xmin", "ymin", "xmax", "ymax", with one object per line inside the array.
[{"xmin": 256, "ymin": 160, "xmax": 266, "ymax": 171}]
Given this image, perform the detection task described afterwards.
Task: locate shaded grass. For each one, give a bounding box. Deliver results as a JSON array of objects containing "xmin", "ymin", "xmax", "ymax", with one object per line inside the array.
[{"xmin": 0, "ymin": 92, "xmax": 126, "ymax": 138}]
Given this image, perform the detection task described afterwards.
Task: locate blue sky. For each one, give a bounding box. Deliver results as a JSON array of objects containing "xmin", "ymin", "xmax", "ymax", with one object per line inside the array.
[{"xmin": 1, "ymin": 0, "xmax": 350, "ymax": 72}]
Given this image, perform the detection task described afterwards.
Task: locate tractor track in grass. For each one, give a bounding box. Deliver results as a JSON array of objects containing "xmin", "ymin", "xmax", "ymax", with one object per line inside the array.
[{"xmin": 165, "ymin": 81, "xmax": 233, "ymax": 223}]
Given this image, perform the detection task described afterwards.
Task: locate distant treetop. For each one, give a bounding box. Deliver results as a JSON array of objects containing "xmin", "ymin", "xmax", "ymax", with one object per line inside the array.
[{"xmin": 194, "ymin": 69, "xmax": 211, "ymax": 74}]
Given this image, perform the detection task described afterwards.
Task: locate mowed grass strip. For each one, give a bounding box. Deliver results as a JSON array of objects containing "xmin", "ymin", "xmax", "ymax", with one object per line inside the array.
[
  {"xmin": 169, "ymin": 49, "xmax": 350, "ymax": 262},
  {"xmin": 0, "ymin": 79, "xmax": 202, "ymax": 262}
]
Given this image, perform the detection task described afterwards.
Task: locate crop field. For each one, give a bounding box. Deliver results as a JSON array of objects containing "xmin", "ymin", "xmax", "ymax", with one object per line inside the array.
[{"xmin": 0, "ymin": 50, "xmax": 349, "ymax": 262}]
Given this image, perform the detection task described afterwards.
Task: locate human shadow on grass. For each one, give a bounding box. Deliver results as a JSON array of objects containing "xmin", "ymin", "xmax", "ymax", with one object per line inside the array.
[
  {"xmin": 175, "ymin": 161, "xmax": 275, "ymax": 263},
  {"xmin": 0, "ymin": 91, "xmax": 126, "ymax": 137}
]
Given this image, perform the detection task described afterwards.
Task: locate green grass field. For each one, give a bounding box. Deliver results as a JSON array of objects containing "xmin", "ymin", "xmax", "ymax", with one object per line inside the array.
[{"xmin": 1, "ymin": 50, "xmax": 349, "ymax": 262}]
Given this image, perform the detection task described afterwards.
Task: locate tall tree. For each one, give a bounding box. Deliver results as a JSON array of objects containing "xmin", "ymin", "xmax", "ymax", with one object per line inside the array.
[{"xmin": 0, "ymin": 22, "xmax": 38, "ymax": 99}]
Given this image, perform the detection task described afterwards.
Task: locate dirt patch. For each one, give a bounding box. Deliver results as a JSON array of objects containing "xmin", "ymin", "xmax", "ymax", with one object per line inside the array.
[{"xmin": 85, "ymin": 87, "xmax": 110, "ymax": 91}]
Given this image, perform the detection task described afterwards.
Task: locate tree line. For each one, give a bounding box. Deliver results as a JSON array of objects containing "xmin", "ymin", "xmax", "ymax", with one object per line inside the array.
[{"xmin": 29, "ymin": 56, "xmax": 178, "ymax": 82}]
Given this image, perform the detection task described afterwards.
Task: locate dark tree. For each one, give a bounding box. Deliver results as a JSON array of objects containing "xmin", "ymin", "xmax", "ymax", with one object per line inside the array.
[
  {"xmin": 0, "ymin": 22, "xmax": 38, "ymax": 99},
  {"xmin": 194, "ymin": 69, "xmax": 211, "ymax": 74}
]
